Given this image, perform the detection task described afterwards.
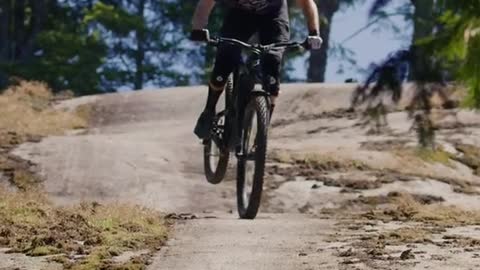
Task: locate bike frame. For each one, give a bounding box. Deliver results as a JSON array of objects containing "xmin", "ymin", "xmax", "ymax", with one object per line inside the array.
[
  {"xmin": 200, "ymin": 35, "xmax": 309, "ymax": 218},
  {"xmin": 207, "ymin": 37, "xmax": 305, "ymax": 156}
]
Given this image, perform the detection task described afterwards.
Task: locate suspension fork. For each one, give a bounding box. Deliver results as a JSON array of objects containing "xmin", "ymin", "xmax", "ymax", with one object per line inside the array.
[{"xmin": 234, "ymin": 69, "xmax": 258, "ymax": 151}]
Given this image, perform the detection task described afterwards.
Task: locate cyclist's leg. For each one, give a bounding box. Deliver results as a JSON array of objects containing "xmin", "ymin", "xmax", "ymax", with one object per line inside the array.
[
  {"xmin": 210, "ymin": 9, "xmax": 258, "ymax": 91},
  {"xmin": 258, "ymin": 13, "xmax": 290, "ymax": 117},
  {"xmin": 194, "ymin": 9, "xmax": 257, "ymax": 139}
]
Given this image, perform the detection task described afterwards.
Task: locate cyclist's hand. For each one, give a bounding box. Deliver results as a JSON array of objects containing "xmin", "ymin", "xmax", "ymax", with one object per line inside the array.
[
  {"xmin": 305, "ymin": 36, "xmax": 323, "ymax": 50},
  {"xmin": 190, "ymin": 29, "xmax": 210, "ymax": 42}
]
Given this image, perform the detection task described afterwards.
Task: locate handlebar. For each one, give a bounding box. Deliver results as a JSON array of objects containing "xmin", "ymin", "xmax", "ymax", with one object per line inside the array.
[{"xmin": 207, "ymin": 36, "xmax": 306, "ymax": 54}]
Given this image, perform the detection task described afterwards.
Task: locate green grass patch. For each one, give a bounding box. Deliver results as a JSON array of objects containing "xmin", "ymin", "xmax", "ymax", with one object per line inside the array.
[
  {"xmin": 415, "ymin": 147, "xmax": 453, "ymax": 165},
  {"xmin": 27, "ymin": 246, "xmax": 61, "ymax": 257},
  {"xmin": 394, "ymin": 146, "xmax": 454, "ymax": 167}
]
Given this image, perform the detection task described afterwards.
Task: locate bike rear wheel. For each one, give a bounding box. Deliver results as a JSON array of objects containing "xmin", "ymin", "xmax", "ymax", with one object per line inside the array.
[
  {"xmin": 202, "ymin": 75, "xmax": 233, "ymax": 184},
  {"xmin": 203, "ymin": 137, "xmax": 229, "ymax": 184},
  {"xmin": 236, "ymin": 95, "xmax": 269, "ymax": 219}
]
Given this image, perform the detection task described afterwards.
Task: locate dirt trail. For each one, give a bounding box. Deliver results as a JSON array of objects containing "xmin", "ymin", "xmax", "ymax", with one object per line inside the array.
[
  {"xmin": 151, "ymin": 214, "xmax": 338, "ymax": 270},
  {"xmin": 12, "ymin": 84, "xmax": 343, "ymax": 269},
  {"xmin": 14, "ymin": 86, "xmax": 235, "ymax": 212},
  {"xmin": 12, "ymin": 83, "xmax": 480, "ymax": 269}
]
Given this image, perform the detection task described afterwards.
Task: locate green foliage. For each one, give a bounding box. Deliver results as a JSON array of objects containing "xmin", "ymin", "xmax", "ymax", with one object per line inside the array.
[
  {"xmin": 1, "ymin": 0, "xmax": 194, "ymax": 94},
  {"xmin": 27, "ymin": 30, "xmax": 106, "ymax": 95},
  {"xmin": 425, "ymin": 0, "xmax": 480, "ymax": 108},
  {"xmin": 370, "ymin": 0, "xmax": 480, "ymax": 108},
  {"xmin": 1, "ymin": 0, "xmax": 365, "ymax": 92},
  {"xmin": 462, "ymin": 35, "xmax": 480, "ymax": 108},
  {"xmin": 83, "ymin": 0, "xmax": 190, "ymax": 90},
  {"xmin": 84, "ymin": 2, "xmax": 143, "ymax": 37},
  {"xmin": 0, "ymin": 2, "xmax": 107, "ymax": 95}
]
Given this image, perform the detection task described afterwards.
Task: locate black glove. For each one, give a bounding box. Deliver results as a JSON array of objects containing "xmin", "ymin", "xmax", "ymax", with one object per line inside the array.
[
  {"xmin": 303, "ymin": 30, "xmax": 322, "ymax": 50},
  {"xmin": 190, "ymin": 29, "xmax": 210, "ymax": 42}
]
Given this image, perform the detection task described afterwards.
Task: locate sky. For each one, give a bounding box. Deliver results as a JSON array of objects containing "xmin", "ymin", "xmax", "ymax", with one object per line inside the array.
[{"xmin": 315, "ymin": 0, "xmax": 412, "ymax": 82}]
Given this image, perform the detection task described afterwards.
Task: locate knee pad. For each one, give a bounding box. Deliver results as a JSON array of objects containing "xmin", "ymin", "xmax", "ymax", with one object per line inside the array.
[
  {"xmin": 209, "ymin": 75, "xmax": 228, "ymax": 91},
  {"xmin": 263, "ymin": 75, "xmax": 280, "ymax": 96},
  {"xmin": 261, "ymin": 52, "xmax": 282, "ymax": 96}
]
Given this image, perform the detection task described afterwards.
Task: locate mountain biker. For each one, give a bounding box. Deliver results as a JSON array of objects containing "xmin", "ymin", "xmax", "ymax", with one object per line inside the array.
[{"xmin": 190, "ymin": 0, "xmax": 323, "ymax": 139}]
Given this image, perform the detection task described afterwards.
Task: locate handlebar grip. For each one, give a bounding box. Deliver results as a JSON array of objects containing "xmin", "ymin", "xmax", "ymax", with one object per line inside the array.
[
  {"xmin": 202, "ymin": 29, "xmax": 210, "ymax": 42},
  {"xmin": 208, "ymin": 39, "xmax": 219, "ymax": 46},
  {"xmin": 191, "ymin": 29, "xmax": 211, "ymax": 43}
]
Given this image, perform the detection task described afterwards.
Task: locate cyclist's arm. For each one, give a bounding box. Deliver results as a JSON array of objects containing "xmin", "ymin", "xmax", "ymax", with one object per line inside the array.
[
  {"xmin": 296, "ymin": 0, "xmax": 320, "ymax": 35},
  {"xmin": 192, "ymin": 0, "xmax": 216, "ymax": 29}
]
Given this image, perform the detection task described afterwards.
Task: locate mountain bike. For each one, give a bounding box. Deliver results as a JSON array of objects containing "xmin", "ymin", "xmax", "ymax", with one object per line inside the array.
[{"xmin": 201, "ymin": 31, "xmax": 307, "ymax": 219}]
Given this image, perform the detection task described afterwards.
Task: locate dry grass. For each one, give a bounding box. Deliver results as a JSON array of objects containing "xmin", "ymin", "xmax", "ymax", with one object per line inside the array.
[
  {"xmin": 380, "ymin": 227, "xmax": 434, "ymax": 245},
  {"xmin": 269, "ymin": 150, "xmax": 296, "ymax": 164},
  {"xmin": 0, "ymin": 81, "xmax": 169, "ymax": 269},
  {"xmin": 350, "ymin": 226, "xmax": 434, "ymax": 249},
  {"xmin": 0, "ymin": 81, "xmax": 87, "ymax": 137},
  {"xmin": 0, "ymin": 188, "xmax": 169, "ymax": 269},
  {"xmin": 348, "ymin": 192, "xmax": 444, "ymax": 207},
  {"xmin": 268, "ymin": 150, "xmax": 376, "ymax": 192},
  {"xmin": 0, "ymin": 81, "xmax": 90, "ymax": 190},
  {"xmin": 441, "ymin": 234, "xmax": 480, "ymax": 248},
  {"xmin": 363, "ymin": 193, "xmax": 480, "ymax": 226},
  {"xmin": 454, "ymin": 143, "xmax": 480, "ymax": 176},
  {"xmin": 394, "ymin": 147, "xmax": 453, "ymax": 166},
  {"xmin": 269, "ymin": 150, "xmax": 369, "ymax": 171}
]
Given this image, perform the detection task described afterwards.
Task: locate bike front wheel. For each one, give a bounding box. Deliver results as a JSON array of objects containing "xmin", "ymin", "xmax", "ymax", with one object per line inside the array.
[{"xmin": 236, "ymin": 95, "xmax": 269, "ymax": 219}]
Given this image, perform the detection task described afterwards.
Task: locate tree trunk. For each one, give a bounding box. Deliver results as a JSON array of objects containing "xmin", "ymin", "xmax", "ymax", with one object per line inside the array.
[
  {"xmin": 307, "ymin": 0, "xmax": 339, "ymax": 82},
  {"xmin": 410, "ymin": 0, "xmax": 435, "ymax": 81},
  {"xmin": 19, "ymin": 0, "xmax": 48, "ymax": 61},
  {"xmin": 14, "ymin": 0, "xmax": 26, "ymax": 60},
  {"xmin": 134, "ymin": 0, "xmax": 146, "ymax": 90},
  {"xmin": 0, "ymin": 1, "xmax": 10, "ymax": 61}
]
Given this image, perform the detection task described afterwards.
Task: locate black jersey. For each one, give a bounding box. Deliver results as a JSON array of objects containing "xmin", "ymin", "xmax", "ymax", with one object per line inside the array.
[{"xmin": 217, "ymin": 0, "xmax": 286, "ymax": 15}]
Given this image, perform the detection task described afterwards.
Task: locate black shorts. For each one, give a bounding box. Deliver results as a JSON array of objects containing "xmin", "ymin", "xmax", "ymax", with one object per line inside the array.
[{"xmin": 210, "ymin": 8, "xmax": 290, "ymax": 96}]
